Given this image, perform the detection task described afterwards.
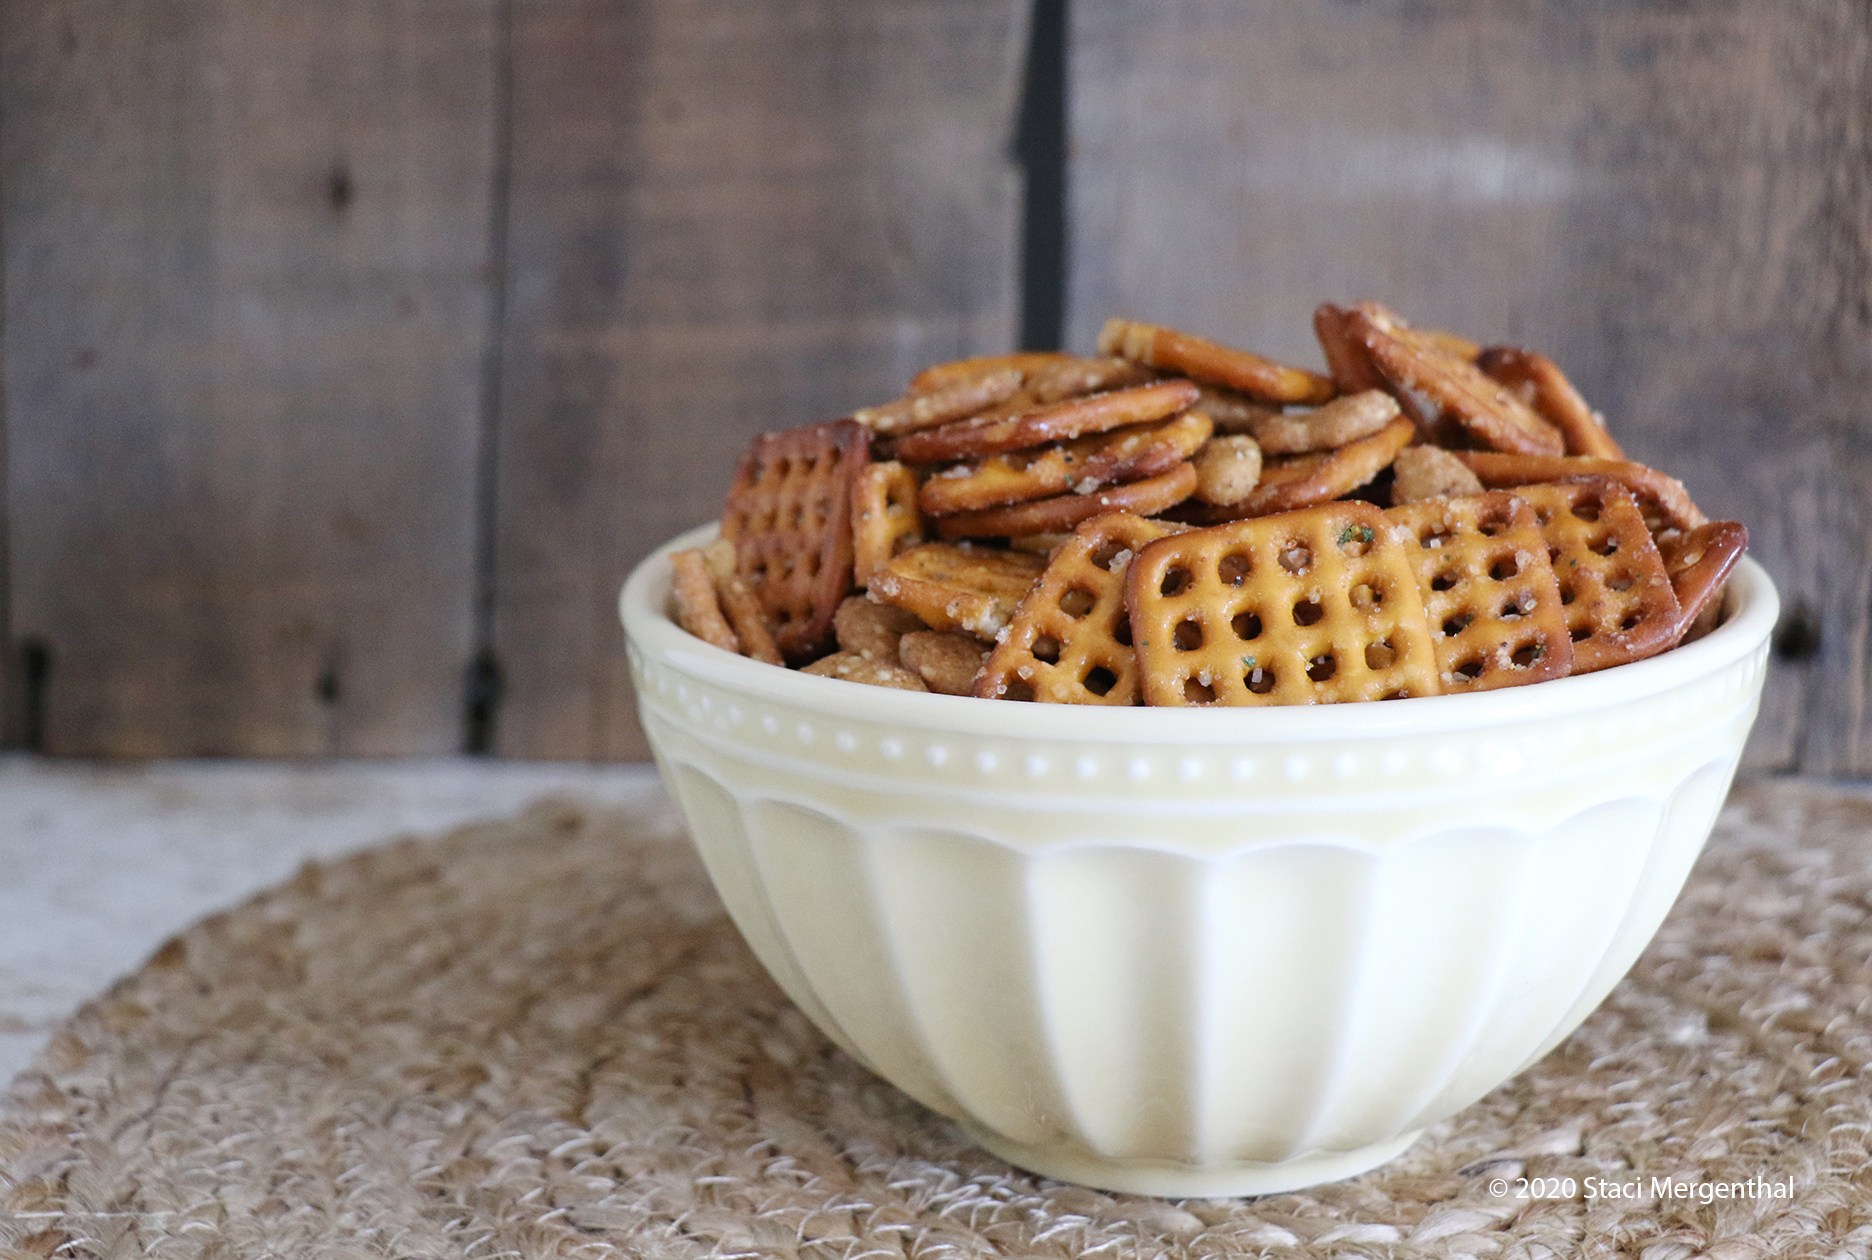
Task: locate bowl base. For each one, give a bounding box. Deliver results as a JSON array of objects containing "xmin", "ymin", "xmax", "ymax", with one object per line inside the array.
[{"xmin": 957, "ymin": 1122, "xmax": 1423, "ymax": 1197}]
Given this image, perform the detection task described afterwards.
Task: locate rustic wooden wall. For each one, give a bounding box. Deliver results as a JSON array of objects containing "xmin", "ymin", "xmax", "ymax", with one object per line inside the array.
[
  {"xmin": 1070, "ymin": 0, "xmax": 1872, "ymax": 775},
  {"xmin": 0, "ymin": 0, "xmax": 1030, "ymax": 760},
  {"xmin": 1, "ymin": 0, "xmax": 500, "ymax": 756},
  {"xmin": 490, "ymin": 0, "xmax": 1028, "ymax": 760},
  {"xmin": 1, "ymin": 1, "xmax": 1865, "ymax": 770}
]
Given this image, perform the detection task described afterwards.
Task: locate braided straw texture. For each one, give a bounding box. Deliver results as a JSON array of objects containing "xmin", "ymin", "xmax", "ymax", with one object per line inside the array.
[{"xmin": 4, "ymin": 780, "xmax": 1870, "ymax": 1259}]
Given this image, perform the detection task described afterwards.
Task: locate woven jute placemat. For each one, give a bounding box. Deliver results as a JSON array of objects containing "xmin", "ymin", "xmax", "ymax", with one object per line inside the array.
[{"xmin": 2, "ymin": 779, "xmax": 1869, "ymax": 1259}]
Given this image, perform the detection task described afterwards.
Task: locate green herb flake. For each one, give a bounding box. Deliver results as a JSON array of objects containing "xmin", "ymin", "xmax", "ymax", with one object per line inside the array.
[
  {"xmin": 1242, "ymin": 655, "xmax": 1257, "ymax": 669},
  {"xmin": 1337, "ymin": 524, "xmax": 1376, "ymax": 546}
]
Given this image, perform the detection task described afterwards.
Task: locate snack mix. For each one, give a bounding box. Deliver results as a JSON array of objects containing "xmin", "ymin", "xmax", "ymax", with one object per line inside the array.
[{"xmin": 669, "ymin": 302, "xmax": 1747, "ymax": 705}]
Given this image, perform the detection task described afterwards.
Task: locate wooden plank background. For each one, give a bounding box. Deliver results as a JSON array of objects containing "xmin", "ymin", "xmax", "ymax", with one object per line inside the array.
[
  {"xmin": 1069, "ymin": 0, "xmax": 1872, "ymax": 775},
  {"xmin": 1, "ymin": 0, "xmax": 499, "ymax": 756},
  {"xmin": 1, "ymin": 0, "xmax": 1864, "ymax": 771},
  {"xmin": 491, "ymin": 0, "xmax": 1028, "ymax": 760}
]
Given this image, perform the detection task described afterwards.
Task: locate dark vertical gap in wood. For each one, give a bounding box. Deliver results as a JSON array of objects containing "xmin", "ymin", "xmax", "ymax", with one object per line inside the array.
[
  {"xmin": 1799, "ymin": 7, "xmax": 1872, "ymax": 776},
  {"xmin": 0, "ymin": 16, "xmax": 14, "ymax": 752},
  {"xmin": 1014, "ymin": 0, "xmax": 1067, "ymax": 352},
  {"xmin": 17, "ymin": 638, "xmax": 47, "ymax": 754},
  {"xmin": 1839, "ymin": 3, "xmax": 1872, "ymax": 776},
  {"xmin": 1775, "ymin": 596, "xmax": 1822, "ymax": 772},
  {"xmin": 464, "ymin": 0, "xmax": 513, "ymax": 755}
]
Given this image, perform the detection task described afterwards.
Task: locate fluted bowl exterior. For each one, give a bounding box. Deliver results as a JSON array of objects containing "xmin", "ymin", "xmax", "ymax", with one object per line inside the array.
[{"xmin": 621, "ymin": 524, "xmax": 1776, "ymax": 1195}]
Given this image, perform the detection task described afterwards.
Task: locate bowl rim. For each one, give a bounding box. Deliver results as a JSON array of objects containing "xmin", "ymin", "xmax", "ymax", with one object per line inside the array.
[{"xmin": 621, "ymin": 521, "xmax": 1778, "ymax": 744}]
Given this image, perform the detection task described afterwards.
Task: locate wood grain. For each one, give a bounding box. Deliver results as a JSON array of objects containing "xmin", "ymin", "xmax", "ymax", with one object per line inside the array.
[
  {"xmin": 4, "ymin": 1, "xmax": 1867, "ymax": 769},
  {"xmin": 1069, "ymin": 0, "xmax": 1872, "ymax": 774},
  {"xmin": 1, "ymin": 0, "xmax": 498, "ymax": 755},
  {"xmin": 490, "ymin": 0, "xmax": 1028, "ymax": 758}
]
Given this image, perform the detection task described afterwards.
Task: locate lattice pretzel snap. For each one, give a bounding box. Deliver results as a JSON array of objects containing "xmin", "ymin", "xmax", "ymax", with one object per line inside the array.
[
  {"xmin": 721, "ymin": 419, "xmax": 871, "ymax": 662},
  {"xmin": 688, "ymin": 296, "xmax": 1746, "ymax": 700},
  {"xmin": 976, "ymin": 514, "xmax": 1183, "ymax": 705},
  {"xmin": 1476, "ymin": 346, "xmax": 1624, "ymax": 460},
  {"xmin": 1658, "ymin": 520, "xmax": 1748, "ymax": 644},
  {"xmin": 1513, "ymin": 478, "xmax": 1683, "ymax": 674},
  {"xmin": 1385, "ymin": 492, "xmax": 1574, "ymax": 693},
  {"xmin": 1452, "ymin": 452, "xmax": 1707, "ymax": 534},
  {"xmin": 1313, "ymin": 303, "xmax": 1387, "ymax": 396},
  {"xmin": 1349, "ymin": 304, "xmax": 1564, "ymax": 456},
  {"xmin": 851, "ymin": 460, "xmax": 925, "ymax": 588},
  {"xmin": 1126, "ymin": 502, "xmax": 1443, "ymax": 706}
]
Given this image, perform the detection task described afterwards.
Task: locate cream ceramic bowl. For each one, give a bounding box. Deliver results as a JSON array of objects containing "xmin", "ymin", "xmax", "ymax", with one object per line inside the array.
[{"xmin": 620, "ymin": 524, "xmax": 1776, "ymax": 1196}]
